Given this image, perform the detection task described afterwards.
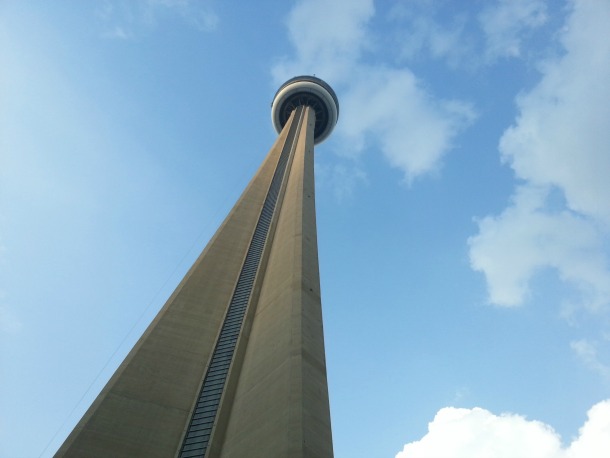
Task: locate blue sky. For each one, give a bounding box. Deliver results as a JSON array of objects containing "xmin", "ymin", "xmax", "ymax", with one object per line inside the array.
[{"xmin": 2, "ymin": 1, "xmax": 610, "ymax": 457}]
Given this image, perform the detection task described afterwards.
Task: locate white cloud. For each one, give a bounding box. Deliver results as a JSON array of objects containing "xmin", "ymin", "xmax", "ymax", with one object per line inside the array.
[
  {"xmin": 96, "ymin": 0, "xmax": 218, "ymax": 39},
  {"xmin": 571, "ymin": 339, "xmax": 610, "ymax": 380},
  {"xmin": 396, "ymin": 400, "xmax": 610, "ymax": 458},
  {"xmin": 479, "ymin": 0, "xmax": 547, "ymax": 59},
  {"xmin": 339, "ymin": 67, "xmax": 475, "ymax": 182},
  {"xmin": 568, "ymin": 400, "xmax": 610, "ymax": 458},
  {"xmin": 387, "ymin": 1, "xmax": 470, "ymax": 66},
  {"xmin": 272, "ymin": 0, "xmax": 374, "ymax": 84},
  {"xmin": 388, "ymin": 0, "xmax": 549, "ymax": 67},
  {"xmin": 469, "ymin": 186, "xmax": 610, "ymax": 309},
  {"xmin": 274, "ymin": 0, "xmax": 474, "ymax": 182},
  {"xmin": 469, "ymin": 0, "xmax": 610, "ymax": 310},
  {"xmin": 500, "ymin": 0, "xmax": 610, "ymax": 226}
]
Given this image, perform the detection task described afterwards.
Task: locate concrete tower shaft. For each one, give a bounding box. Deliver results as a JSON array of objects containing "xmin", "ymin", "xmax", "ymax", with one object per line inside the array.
[{"xmin": 56, "ymin": 77, "xmax": 337, "ymax": 458}]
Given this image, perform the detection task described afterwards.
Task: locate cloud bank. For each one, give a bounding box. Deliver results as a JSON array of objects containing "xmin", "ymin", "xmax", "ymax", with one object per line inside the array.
[
  {"xmin": 396, "ymin": 399, "xmax": 610, "ymax": 458},
  {"xmin": 469, "ymin": 0, "xmax": 610, "ymax": 310}
]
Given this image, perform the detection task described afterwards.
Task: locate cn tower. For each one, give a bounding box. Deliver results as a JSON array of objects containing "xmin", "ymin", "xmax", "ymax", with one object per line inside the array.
[{"xmin": 56, "ymin": 76, "xmax": 339, "ymax": 458}]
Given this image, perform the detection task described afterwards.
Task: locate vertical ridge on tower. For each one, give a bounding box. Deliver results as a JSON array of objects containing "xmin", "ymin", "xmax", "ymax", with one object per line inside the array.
[{"xmin": 178, "ymin": 106, "xmax": 305, "ymax": 457}]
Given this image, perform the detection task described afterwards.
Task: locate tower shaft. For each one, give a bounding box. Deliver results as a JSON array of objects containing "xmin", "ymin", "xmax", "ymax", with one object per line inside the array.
[{"xmin": 56, "ymin": 105, "xmax": 333, "ymax": 458}]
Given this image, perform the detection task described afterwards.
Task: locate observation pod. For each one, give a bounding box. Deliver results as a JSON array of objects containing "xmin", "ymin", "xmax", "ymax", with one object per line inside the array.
[{"xmin": 272, "ymin": 75, "xmax": 339, "ymax": 144}]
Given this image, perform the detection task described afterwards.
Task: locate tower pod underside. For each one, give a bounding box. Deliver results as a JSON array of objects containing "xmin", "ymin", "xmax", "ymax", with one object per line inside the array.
[{"xmin": 272, "ymin": 76, "xmax": 339, "ymax": 145}]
